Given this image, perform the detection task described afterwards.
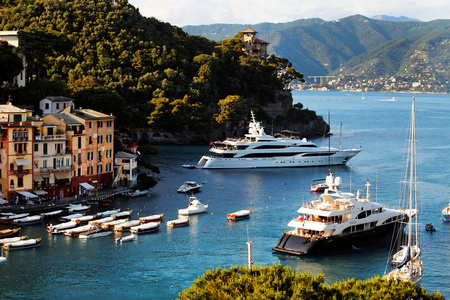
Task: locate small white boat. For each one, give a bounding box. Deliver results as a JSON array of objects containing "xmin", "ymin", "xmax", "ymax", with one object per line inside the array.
[
  {"xmin": 64, "ymin": 225, "xmax": 97, "ymax": 237},
  {"xmin": 227, "ymin": 209, "xmax": 252, "ymax": 221},
  {"xmin": 3, "ymin": 238, "xmax": 42, "ymax": 250},
  {"xmin": 0, "ymin": 213, "xmax": 29, "ymax": 224},
  {"xmin": 13, "ymin": 215, "xmax": 44, "ymax": 226},
  {"xmin": 0, "ymin": 236, "xmax": 28, "ymax": 245},
  {"xmin": 112, "ymin": 210, "xmax": 133, "ymax": 219},
  {"xmin": 79, "ymin": 229, "xmax": 112, "ymax": 239},
  {"xmin": 115, "ymin": 235, "xmax": 136, "ymax": 243},
  {"xmin": 71, "ymin": 214, "xmax": 97, "ymax": 223},
  {"xmin": 59, "ymin": 213, "xmax": 83, "ymax": 222},
  {"xmin": 89, "ymin": 216, "xmax": 115, "ymax": 226},
  {"xmin": 178, "ymin": 196, "xmax": 208, "ymax": 215},
  {"xmin": 166, "ymin": 218, "xmax": 189, "ymax": 228},
  {"xmin": 177, "ymin": 181, "xmax": 202, "ymax": 193},
  {"xmin": 40, "ymin": 210, "xmax": 63, "ymax": 218},
  {"xmin": 113, "ymin": 220, "xmax": 140, "ymax": 232},
  {"xmin": 181, "ymin": 164, "xmax": 196, "ymax": 169},
  {"xmin": 130, "ymin": 222, "xmax": 161, "ymax": 234},
  {"xmin": 138, "ymin": 214, "xmax": 164, "ymax": 223},
  {"xmin": 47, "ymin": 221, "xmax": 79, "ymax": 234},
  {"xmin": 67, "ymin": 204, "xmax": 91, "ymax": 212},
  {"xmin": 127, "ymin": 190, "xmax": 149, "ymax": 198},
  {"xmin": 97, "ymin": 209, "xmax": 120, "ymax": 218},
  {"xmin": 100, "ymin": 218, "xmax": 128, "ymax": 230}
]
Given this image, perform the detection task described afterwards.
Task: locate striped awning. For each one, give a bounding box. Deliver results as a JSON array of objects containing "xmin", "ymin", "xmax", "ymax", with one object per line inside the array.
[
  {"xmin": 15, "ymin": 159, "xmax": 30, "ymax": 166},
  {"xmin": 17, "ymin": 191, "xmax": 38, "ymax": 198}
]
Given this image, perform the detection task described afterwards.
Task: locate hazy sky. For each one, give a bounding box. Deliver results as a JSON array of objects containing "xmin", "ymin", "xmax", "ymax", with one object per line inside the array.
[{"xmin": 128, "ymin": 0, "xmax": 449, "ymax": 27}]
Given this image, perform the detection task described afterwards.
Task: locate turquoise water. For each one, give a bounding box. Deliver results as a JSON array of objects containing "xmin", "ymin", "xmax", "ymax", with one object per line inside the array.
[{"xmin": 1, "ymin": 91, "xmax": 449, "ymax": 299}]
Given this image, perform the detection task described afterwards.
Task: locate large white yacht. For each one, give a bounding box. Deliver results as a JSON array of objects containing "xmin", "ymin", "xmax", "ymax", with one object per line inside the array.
[
  {"xmin": 273, "ymin": 177, "xmax": 410, "ymax": 255},
  {"xmin": 196, "ymin": 111, "xmax": 361, "ymax": 169}
]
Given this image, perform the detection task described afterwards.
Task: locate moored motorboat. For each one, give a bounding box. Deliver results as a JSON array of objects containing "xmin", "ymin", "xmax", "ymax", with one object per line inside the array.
[
  {"xmin": 0, "ymin": 236, "xmax": 28, "ymax": 245},
  {"xmin": 113, "ymin": 220, "xmax": 140, "ymax": 232},
  {"xmin": 111, "ymin": 210, "xmax": 133, "ymax": 219},
  {"xmin": 115, "ymin": 235, "xmax": 136, "ymax": 243},
  {"xmin": 178, "ymin": 196, "xmax": 208, "ymax": 215},
  {"xmin": 40, "ymin": 210, "xmax": 63, "ymax": 218},
  {"xmin": 273, "ymin": 179, "xmax": 408, "ymax": 256},
  {"xmin": 139, "ymin": 213, "xmax": 164, "ymax": 223},
  {"xmin": 166, "ymin": 218, "xmax": 189, "ymax": 228},
  {"xmin": 79, "ymin": 229, "xmax": 112, "ymax": 239},
  {"xmin": 3, "ymin": 238, "xmax": 42, "ymax": 250},
  {"xmin": 127, "ymin": 190, "xmax": 149, "ymax": 198},
  {"xmin": 67, "ymin": 204, "xmax": 91, "ymax": 213},
  {"xmin": 97, "ymin": 209, "xmax": 120, "ymax": 218},
  {"xmin": 227, "ymin": 209, "xmax": 252, "ymax": 221},
  {"xmin": 89, "ymin": 216, "xmax": 115, "ymax": 226},
  {"xmin": 63, "ymin": 224, "xmax": 97, "ymax": 237},
  {"xmin": 0, "ymin": 228, "xmax": 21, "ymax": 239},
  {"xmin": 197, "ymin": 111, "xmax": 361, "ymax": 169},
  {"xmin": 442, "ymin": 203, "xmax": 450, "ymax": 222},
  {"xmin": 13, "ymin": 215, "xmax": 44, "ymax": 226},
  {"xmin": 177, "ymin": 181, "xmax": 202, "ymax": 193},
  {"xmin": 0, "ymin": 213, "xmax": 29, "ymax": 224},
  {"xmin": 71, "ymin": 214, "xmax": 97, "ymax": 223},
  {"xmin": 47, "ymin": 221, "xmax": 80, "ymax": 234},
  {"xmin": 59, "ymin": 213, "xmax": 83, "ymax": 222},
  {"xmin": 101, "ymin": 218, "xmax": 128, "ymax": 230},
  {"xmin": 130, "ymin": 222, "xmax": 161, "ymax": 234}
]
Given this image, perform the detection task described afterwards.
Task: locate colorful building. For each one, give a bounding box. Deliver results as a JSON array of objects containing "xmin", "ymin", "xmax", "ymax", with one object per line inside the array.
[{"xmin": 240, "ymin": 27, "xmax": 270, "ymax": 60}]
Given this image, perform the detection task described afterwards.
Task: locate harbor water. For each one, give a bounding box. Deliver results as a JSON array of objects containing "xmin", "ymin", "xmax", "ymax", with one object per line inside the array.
[{"xmin": 1, "ymin": 91, "xmax": 449, "ymax": 299}]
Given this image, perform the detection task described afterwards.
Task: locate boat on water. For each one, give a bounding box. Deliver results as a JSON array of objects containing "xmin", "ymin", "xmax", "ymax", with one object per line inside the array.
[
  {"xmin": 113, "ymin": 220, "xmax": 140, "ymax": 232},
  {"xmin": 130, "ymin": 222, "xmax": 161, "ymax": 234},
  {"xmin": 227, "ymin": 209, "xmax": 252, "ymax": 221},
  {"xmin": 196, "ymin": 111, "xmax": 361, "ymax": 169},
  {"xmin": 181, "ymin": 164, "xmax": 196, "ymax": 169},
  {"xmin": 0, "ymin": 213, "xmax": 29, "ymax": 224},
  {"xmin": 63, "ymin": 224, "xmax": 97, "ymax": 237},
  {"xmin": 111, "ymin": 210, "xmax": 133, "ymax": 219},
  {"xmin": 0, "ymin": 228, "xmax": 21, "ymax": 239},
  {"xmin": 3, "ymin": 238, "xmax": 42, "ymax": 250},
  {"xmin": 139, "ymin": 213, "xmax": 164, "ymax": 223},
  {"xmin": 442, "ymin": 203, "xmax": 450, "ymax": 222},
  {"xmin": 13, "ymin": 215, "xmax": 44, "ymax": 226},
  {"xmin": 79, "ymin": 229, "xmax": 112, "ymax": 239},
  {"xmin": 71, "ymin": 214, "xmax": 97, "ymax": 223},
  {"xmin": 127, "ymin": 190, "xmax": 149, "ymax": 198},
  {"xmin": 273, "ymin": 178, "xmax": 409, "ymax": 256},
  {"xmin": 384, "ymin": 97, "xmax": 423, "ymax": 286},
  {"xmin": 47, "ymin": 221, "xmax": 80, "ymax": 234},
  {"xmin": 178, "ymin": 196, "xmax": 208, "ymax": 215},
  {"xmin": 59, "ymin": 213, "xmax": 83, "ymax": 222},
  {"xmin": 0, "ymin": 236, "xmax": 28, "ymax": 245},
  {"xmin": 115, "ymin": 235, "xmax": 136, "ymax": 243},
  {"xmin": 97, "ymin": 209, "xmax": 120, "ymax": 218},
  {"xmin": 40, "ymin": 210, "xmax": 64, "ymax": 218},
  {"xmin": 67, "ymin": 204, "xmax": 91, "ymax": 213},
  {"xmin": 89, "ymin": 216, "xmax": 115, "ymax": 226},
  {"xmin": 101, "ymin": 218, "xmax": 128, "ymax": 230},
  {"xmin": 166, "ymin": 218, "xmax": 189, "ymax": 228},
  {"xmin": 177, "ymin": 181, "xmax": 202, "ymax": 193},
  {"xmin": 425, "ymin": 223, "xmax": 436, "ymax": 231}
]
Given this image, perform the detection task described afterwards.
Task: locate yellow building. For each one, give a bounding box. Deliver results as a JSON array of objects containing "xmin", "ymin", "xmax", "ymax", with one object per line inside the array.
[
  {"xmin": 0, "ymin": 102, "xmax": 35, "ymax": 205},
  {"xmin": 240, "ymin": 27, "xmax": 270, "ymax": 60}
]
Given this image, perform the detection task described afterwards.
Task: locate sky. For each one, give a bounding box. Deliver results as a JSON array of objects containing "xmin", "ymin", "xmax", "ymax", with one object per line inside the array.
[{"xmin": 128, "ymin": 0, "xmax": 449, "ymax": 27}]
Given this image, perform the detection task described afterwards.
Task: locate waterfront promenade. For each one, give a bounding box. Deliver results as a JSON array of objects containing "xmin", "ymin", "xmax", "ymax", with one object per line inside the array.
[{"xmin": 0, "ymin": 187, "xmax": 131, "ymax": 214}]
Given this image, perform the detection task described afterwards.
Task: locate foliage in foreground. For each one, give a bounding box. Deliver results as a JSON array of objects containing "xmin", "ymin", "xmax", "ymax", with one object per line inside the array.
[{"xmin": 177, "ymin": 263, "xmax": 444, "ymax": 300}]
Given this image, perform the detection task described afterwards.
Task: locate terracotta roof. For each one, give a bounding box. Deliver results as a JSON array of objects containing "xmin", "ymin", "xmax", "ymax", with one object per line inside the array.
[
  {"xmin": 241, "ymin": 27, "xmax": 257, "ymax": 34},
  {"xmin": 254, "ymin": 38, "xmax": 269, "ymax": 44}
]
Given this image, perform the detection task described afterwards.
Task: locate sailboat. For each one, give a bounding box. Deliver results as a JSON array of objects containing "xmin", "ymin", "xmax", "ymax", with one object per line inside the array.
[{"xmin": 384, "ymin": 96, "xmax": 423, "ymax": 286}]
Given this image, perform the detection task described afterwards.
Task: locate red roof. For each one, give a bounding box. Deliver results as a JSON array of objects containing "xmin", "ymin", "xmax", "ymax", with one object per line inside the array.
[
  {"xmin": 241, "ymin": 27, "xmax": 257, "ymax": 34},
  {"xmin": 254, "ymin": 38, "xmax": 269, "ymax": 44}
]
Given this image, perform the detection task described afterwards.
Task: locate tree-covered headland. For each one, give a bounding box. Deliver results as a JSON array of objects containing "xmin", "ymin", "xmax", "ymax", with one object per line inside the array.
[{"xmin": 0, "ymin": 0, "xmax": 312, "ymax": 136}]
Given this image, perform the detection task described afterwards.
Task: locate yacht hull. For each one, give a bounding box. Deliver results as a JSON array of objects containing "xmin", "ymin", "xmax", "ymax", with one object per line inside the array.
[
  {"xmin": 273, "ymin": 221, "xmax": 403, "ymax": 256},
  {"xmin": 197, "ymin": 149, "xmax": 361, "ymax": 169}
]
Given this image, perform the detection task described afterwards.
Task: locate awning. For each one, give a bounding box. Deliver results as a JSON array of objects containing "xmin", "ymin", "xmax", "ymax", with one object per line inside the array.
[
  {"xmin": 15, "ymin": 159, "xmax": 30, "ymax": 166},
  {"xmin": 79, "ymin": 182, "xmax": 95, "ymax": 190},
  {"xmin": 55, "ymin": 173, "xmax": 71, "ymax": 180},
  {"xmin": 0, "ymin": 199, "xmax": 8, "ymax": 204},
  {"xmin": 34, "ymin": 190, "xmax": 48, "ymax": 195},
  {"xmin": 34, "ymin": 174, "xmax": 44, "ymax": 182},
  {"xmin": 17, "ymin": 191, "xmax": 38, "ymax": 198}
]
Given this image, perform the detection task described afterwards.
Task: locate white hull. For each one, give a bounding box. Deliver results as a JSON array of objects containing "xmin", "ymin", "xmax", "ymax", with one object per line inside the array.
[
  {"xmin": 197, "ymin": 149, "xmax": 360, "ymax": 169},
  {"xmin": 130, "ymin": 222, "xmax": 160, "ymax": 234}
]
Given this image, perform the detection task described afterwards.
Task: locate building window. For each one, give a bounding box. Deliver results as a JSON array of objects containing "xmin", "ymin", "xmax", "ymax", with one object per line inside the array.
[
  {"xmin": 56, "ymin": 103, "xmax": 59, "ymax": 110},
  {"xmin": 106, "ymin": 134, "xmax": 112, "ymax": 143},
  {"xmin": 77, "ymin": 168, "xmax": 81, "ymax": 177},
  {"xmin": 87, "ymin": 152, "xmax": 93, "ymax": 161},
  {"xmin": 107, "ymin": 120, "xmax": 112, "ymax": 127},
  {"xmin": 45, "ymin": 103, "xmax": 49, "ymax": 110},
  {"xmin": 77, "ymin": 153, "xmax": 81, "ymax": 165},
  {"xmin": 12, "ymin": 129, "xmax": 17, "ymax": 141},
  {"xmin": 43, "ymin": 143, "xmax": 48, "ymax": 155},
  {"xmin": 10, "ymin": 163, "xmax": 14, "ymax": 171},
  {"xmin": 106, "ymin": 149, "xmax": 111, "ymax": 158},
  {"xmin": 88, "ymin": 122, "xmax": 92, "ymax": 129},
  {"xmin": 89, "ymin": 136, "xmax": 93, "ymax": 145},
  {"xmin": 18, "ymin": 177, "xmax": 23, "ymax": 187},
  {"xmin": 10, "ymin": 179, "xmax": 14, "ymax": 189},
  {"xmin": 78, "ymin": 137, "xmax": 82, "ymax": 149},
  {"xmin": 97, "ymin": 135, "xmax": 102, "ymax": 144},
  {"xmin": 106, "ymin": 163, "xmax": 111, "ymax": 172},
  {"xmin": 98, "ymin": 150, "xmax": 102, "ymax": 162},
  {"xmin": 98, "ymin": 121, "xmax": 103, "ymax": 128},
  {"xmin": 97, "ymin": 164, "xmax": 102, "ymax": 174},
  {"xmin": 34, "ymin": 144, "xmax": 38, "ymax": 152},
  {"xmin": 43, "ymin": 160, "xmax": 47, "ymax": 169},
  {"xmin": 24, "ymin": 129, "xmax": 28, "ymax": 140},
  {"xmin": 87, "ymin": 166, "xmax": 93, "ymax": 175}
]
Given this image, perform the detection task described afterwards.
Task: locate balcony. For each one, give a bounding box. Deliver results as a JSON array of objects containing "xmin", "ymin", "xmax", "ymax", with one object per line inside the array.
[
  {"xmin": 10, "ymin": 169, "xmax": 31, "ymax": 176},
  {"xmin": 34, "ymin": 134, "xmax": 66, "ymax": 141},
  {"xmin": 40, "ymin": 166, "xmax": 73, "ymax": 173}
]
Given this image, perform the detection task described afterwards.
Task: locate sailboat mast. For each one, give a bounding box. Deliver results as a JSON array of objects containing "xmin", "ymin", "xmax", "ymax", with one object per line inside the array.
[{"xmin": 407, "ymin": 96, "xmax": 416, "ymax": 249}]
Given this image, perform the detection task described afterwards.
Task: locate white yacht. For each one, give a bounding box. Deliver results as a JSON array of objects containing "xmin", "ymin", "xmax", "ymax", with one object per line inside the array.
[
  {"xmin": 273, "ymin": 178, "xmax": 410, "ymax": 255},
  {"xmin": 197, "ymin": 111, "xmax": 361, "ymax": 169},
  {"xmin": 177, "ymin": 181, "xmax": 202, "ymax": 193}
]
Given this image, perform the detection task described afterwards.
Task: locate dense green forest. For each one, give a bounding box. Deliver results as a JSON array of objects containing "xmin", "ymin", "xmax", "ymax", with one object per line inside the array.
[
  {"xmin": 0, "ymin": 0, "xmax": 306, "ymax": 133},
  {"xmin": 178, "ymin": 264, "xmax": 444, "ymax": 299}
]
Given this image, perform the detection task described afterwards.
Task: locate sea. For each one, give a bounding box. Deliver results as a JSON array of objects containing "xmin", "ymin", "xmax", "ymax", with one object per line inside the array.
[{"xmin": 1, "ymin": 90, "xmax": 449, "ymax": 299}]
